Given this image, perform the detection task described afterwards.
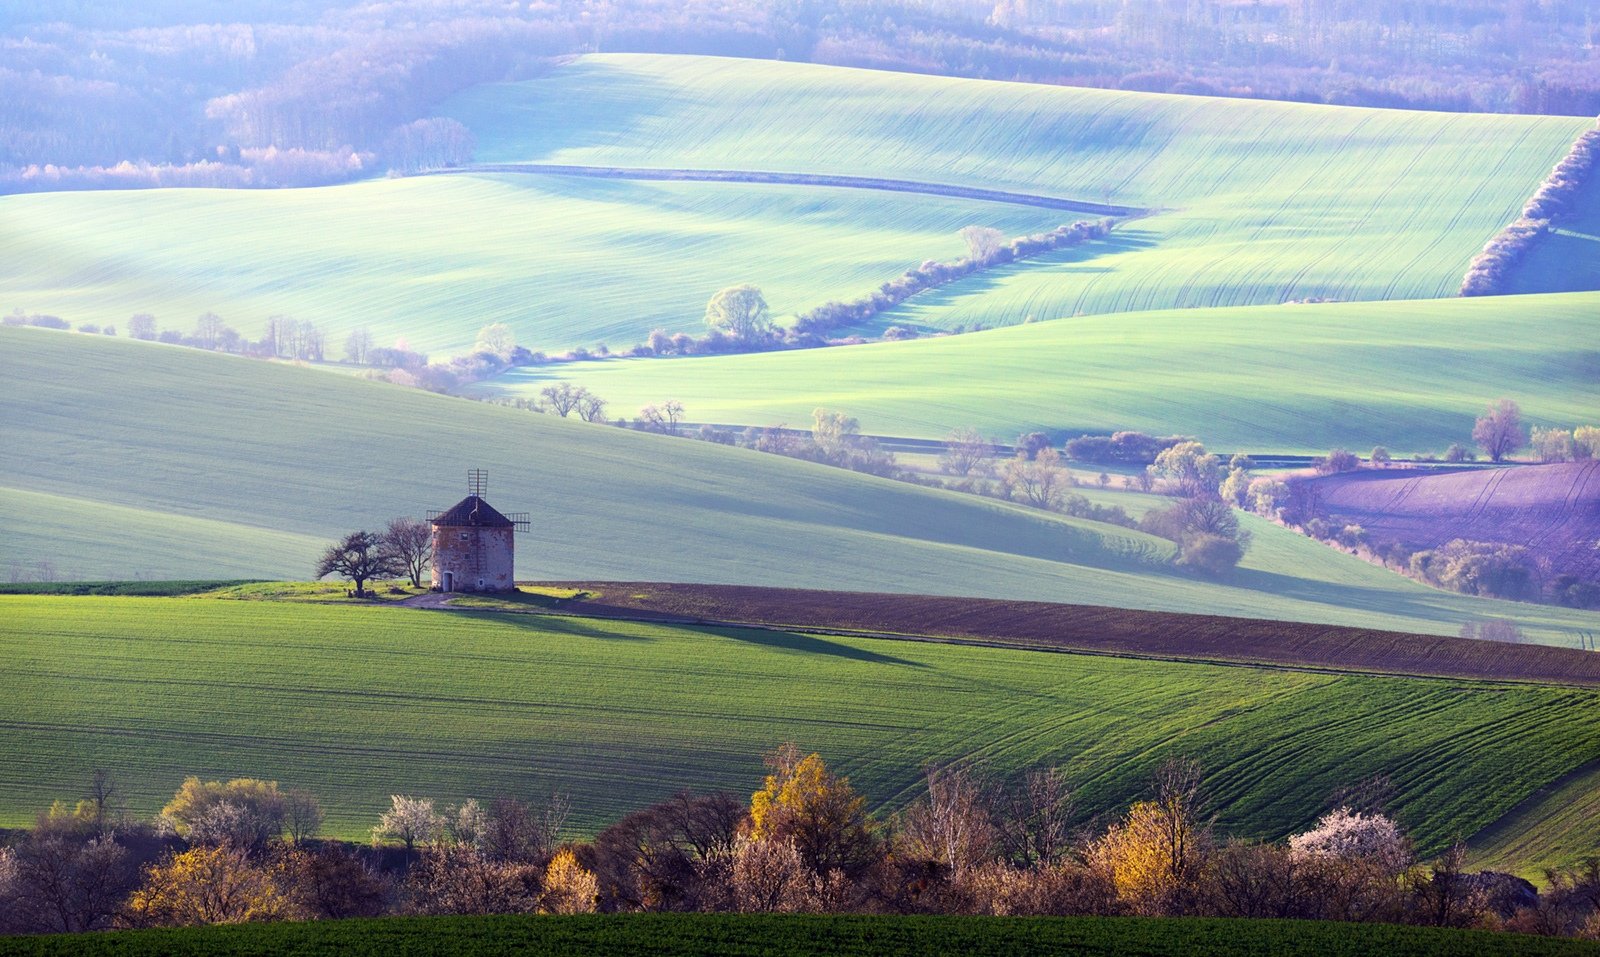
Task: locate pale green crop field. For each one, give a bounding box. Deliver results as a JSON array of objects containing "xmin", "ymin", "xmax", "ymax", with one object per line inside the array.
[
  {"xmin": 472, "ymin": 292, "xmax": 1600, "ymax": 455},
  {"xmin": 0, "ymin": 173, "xmax": 1060, "ymax": 354},
  {"xmin": 5, "ymin": 327, "xmax": 1599, "ymax": 645},
  {"xmin": 1, "ymin": 56, "xmax": 1587, "ymax": 358},
  {"xmin": 4, "ymin": 594, "xmax": 1599, "ymax": 868},
  {"xmin": 441, "ymin": 54, "xmax": 1591, "ymax": 331}
]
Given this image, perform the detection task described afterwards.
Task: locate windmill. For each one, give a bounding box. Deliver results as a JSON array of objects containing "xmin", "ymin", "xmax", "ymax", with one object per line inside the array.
[{"xmin": 426, "ymin": 470, "xmax": 528, "ymax": 592}]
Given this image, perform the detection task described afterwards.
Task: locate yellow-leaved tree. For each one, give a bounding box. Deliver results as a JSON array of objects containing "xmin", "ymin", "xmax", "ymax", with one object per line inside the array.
[
  {"xmin": 124, "ymin": 846, "xmax": 296, "ymax": 926},
  {"xmin": 540, "ymin": 848, "xmax": 599, "ymax": 914},
  {"xmin": 749, "ymin": 744, "xmax": 876, "ymax": 882},
  {"xmin": 1092, "ymin": 758, "xmax": 1210, "ymax": 915}
]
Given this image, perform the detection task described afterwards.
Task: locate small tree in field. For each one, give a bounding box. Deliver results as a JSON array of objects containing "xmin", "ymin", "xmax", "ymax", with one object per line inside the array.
[
  {"xmin": 1000, "ymin": 449, "xmax": 1072, "ymax": 509},
  {"xmin": 1472, "ymin": 398, "xmax": 1524, "ymax": 462},
  {"xmin": 961, "ymin": 225, "xmax": 1005, "ymax": 260},
  {"xmin": 382, "ymin": 517, "xmax": 433, "ymax": 588},
  {"xmin": 704, "ymin": 285, "xmax": 772, "ymax": 344},
  {"xmin": 939, "ymin": 427, "xmax": 997, "ymax": 477},
  {"xmin": 315, "ymin": 531, "xmax": 402, "ymax": 597},
  {"xmin": 373, "ymin": 796, "xmax": 445, "ymax": 853},
  {"xmin": 474, "ymin": 323, "xmax": 516, "ymax": 362},
  {"xmin": 1531, "ymin": 426, "xmax": 1574, "ymax": 463},
  {"xmin": 1369, "ymin": 446, "xmax": 1391, "ymax": 468}
]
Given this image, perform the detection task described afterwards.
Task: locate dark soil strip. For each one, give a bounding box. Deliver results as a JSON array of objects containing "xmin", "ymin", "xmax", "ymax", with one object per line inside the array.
[
  {"xmin": 529, "ymin": 582, "xmax": 1600, "ymax": 687},
  {"xmin": 426, "ymin": 163, "xmax": 1149, "ymax": 217}
]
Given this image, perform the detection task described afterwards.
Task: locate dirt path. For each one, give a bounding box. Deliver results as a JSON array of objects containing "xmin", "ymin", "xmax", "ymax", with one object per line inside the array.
[{"xmin": 421, "ymin": 163, "xmax": 1151, "ymax": 217}]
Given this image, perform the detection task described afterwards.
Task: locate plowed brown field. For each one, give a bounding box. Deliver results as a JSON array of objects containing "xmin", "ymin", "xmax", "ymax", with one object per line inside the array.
[
  {"xmin": 1306, "ymin": 463, "xmax": 1600, "ymax": 582},
  {"xmin": 537, "ymin": 582, "xmax": 1600, "ymax": 686}
]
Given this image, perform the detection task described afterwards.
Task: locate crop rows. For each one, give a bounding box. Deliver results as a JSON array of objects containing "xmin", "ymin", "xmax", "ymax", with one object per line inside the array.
[{"xmin": 3, "ymin": 595, "xmax": 1600, "ymax": 867}]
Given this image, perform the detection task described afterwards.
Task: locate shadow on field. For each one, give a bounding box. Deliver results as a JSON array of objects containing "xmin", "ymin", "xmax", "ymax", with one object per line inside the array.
[
  {"xmin": 716, "ymin": 625, "xmax": 929, "ymax": 668},
  {"xmin": 884, "ymin": 229, "xmax": 1164, "ymax": 317},
  {"xmin": 480, "ymin": 611, "xmax": 656, "ymax": 642}
]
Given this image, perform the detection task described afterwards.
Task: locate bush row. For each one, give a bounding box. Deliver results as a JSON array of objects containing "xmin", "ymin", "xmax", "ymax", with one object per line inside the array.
[{"xmin": 1461, "ymin": 122, "xmax": 1600, "ymax": 296}]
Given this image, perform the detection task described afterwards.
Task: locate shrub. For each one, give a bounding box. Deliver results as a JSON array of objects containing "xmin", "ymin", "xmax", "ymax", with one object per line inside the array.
[
  {"xmin": 1531, "ymin": 426, "xmax": 1575, "ymax": 463},
  {"xmin": 1460, "ymin": 619, "xmax": 1525, "ymax": 643},
  {"xmin": 1179, "ymin": 533, "xmax": 1246, "ymax": 575},
  {"xmin": 1064, "ymin": 432, "xmax": 1188, "ymax": 466},
  {"xmin": 124, "ymin": 846, "xmax": 296, "ymax": 926},
  {"xmin": 1337, "ymin": 524, "xmax": 1368, "ymax": 549},
  {"xmin": 1444, "ymin": 443, "xmax": 1474, "ymax": 463},
  {"xmin": 1313, "ymin": 448, "xmax": 1361, "ymax": 474},
  {"xmin": 1289, "ymin": 808, "xmax": 1410, "ymax": 876},
  {"xmin": 1369, "ymin": 446, "xmax": 1392, "ymax": 467},
  {"xmin": 160, "ymin": 778, "xmax": 285, "ymax": 852},
  {"xmin": 540, "ymin": 848, "xmax": 598, "ymax": 914},
  {"xmin": 1575, "ymin": 426, "xmax": 1600, "ymax": 460},
  {"xmin": 1246, "ymin": 478, "xmax": 1289, "ymax": 517},
  {"xmin": 1412, "ymin": 539, "xmax": 1533, "ymax": 599}
]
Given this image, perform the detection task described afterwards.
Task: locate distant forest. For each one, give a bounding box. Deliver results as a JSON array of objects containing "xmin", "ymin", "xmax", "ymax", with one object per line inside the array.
[{"xmin": 3, "ymin": 0, "xmax": 1599, "ymax": 188}]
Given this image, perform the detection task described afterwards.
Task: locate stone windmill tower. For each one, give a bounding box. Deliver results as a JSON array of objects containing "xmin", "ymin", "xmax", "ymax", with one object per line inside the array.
[{"xmin": 427, "ymin": 470, "xmax": 529, "ymax": 593}]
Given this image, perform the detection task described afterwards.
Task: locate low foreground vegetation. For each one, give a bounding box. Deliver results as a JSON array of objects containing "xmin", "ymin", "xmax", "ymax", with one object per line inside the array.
[
  {"xmin": 4, "ymin": 914, "xmax": 1598, "ymax": 956},
  {"xmin": 8, "ymin": 746, "xmax": 1600, "ymax": 944}
]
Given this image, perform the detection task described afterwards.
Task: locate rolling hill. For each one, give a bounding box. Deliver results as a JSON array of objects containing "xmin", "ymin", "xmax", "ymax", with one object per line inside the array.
[
  {"xmin": 4, "ymin": 592, "xmax": 1600, "ymax": 868},
  {"xmin": 0, "ymin": 55, "xmax": 1589, "ymax": 356},
  {"xmin": 4, "ymin": 326, "xmax": 1600, "ymax": 645},
  {"xmin": 0, "ymin": 173, "xmax": 1062, "ymax": 355},
  {"xmin": 470, "ymin": 293, "xmax": 1600, "ymax": 455},
  {"xmin": 440, "ymin": 54, "xmax": 1592, "ymax": 331}
]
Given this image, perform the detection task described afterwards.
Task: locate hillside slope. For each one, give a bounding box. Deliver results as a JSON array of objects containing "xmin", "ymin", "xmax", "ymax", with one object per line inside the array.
[
  {"xmin": 441, "ymin": 54, "xmax": 1592, "ymax": 329},
  {"xmin": 472, "ymin": 293, "xmax": 1600, "ymax": 455},
  {"xmin": 4, "ymin": 594, "xmax": 1599, "ymax": 862},
  {"xmin": 0, "ymin": 174, "xmax": 1061, "ymax": 354},
  {"xmin": 0, "ymin": 57, "xmax": 1587, "ymax": 356},
  {"xmin": 5, "ymin": 328, "xmax": 1600, "ymax": 644}
]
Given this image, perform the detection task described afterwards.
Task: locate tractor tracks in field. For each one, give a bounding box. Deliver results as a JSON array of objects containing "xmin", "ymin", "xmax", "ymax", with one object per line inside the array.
[{"xmin": 419, "ymin": 163, "xmax": 1155, "ymax": 218}]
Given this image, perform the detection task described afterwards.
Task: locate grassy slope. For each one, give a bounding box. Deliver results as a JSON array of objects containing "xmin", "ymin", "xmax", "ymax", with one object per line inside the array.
[
  {"xmin": 5, "ymin": 595, "xmax": 1600, "ymax": 865},
  {"xmin": 8, "ymin": 914, "xmax": 1599, "ymax": 957},
  {"xmin": 1470, "ymin": 759, "xmax": 1600, "ymax": 875},
  {"xmin": 7, "ymin": 327, "xmax": 1600, "ymax": 644},
  {"xmin": 0, "ymin": 174, "xmax": 1060, "ymax": 354},
  {"xmin": 471, "ymin": 293, "xmax": 1600, "ymax": 455},
  {"xmin": 1, "ymin": 56, "xmax": 1586, "ymax": 355},
  {"xmin": 441, "ymin": 54, "xmax": 1590, "ymax": 330},
  {"xmin": 0, "ymin": 487, "xmax": 321, "ymax": 583}
]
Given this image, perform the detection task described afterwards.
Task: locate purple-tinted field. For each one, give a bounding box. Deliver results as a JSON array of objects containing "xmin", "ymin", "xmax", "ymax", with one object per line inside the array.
[{"xmin": 1309, "ymin": 462, "xmax": 1600, "ymax": 581}]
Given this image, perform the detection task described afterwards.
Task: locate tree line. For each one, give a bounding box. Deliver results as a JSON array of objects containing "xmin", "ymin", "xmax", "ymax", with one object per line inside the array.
[
  {"xmin": 4, "ymin": 747, "xmax": 1596, "ymax": 938},
  {"xmin": 7, "ymin": 0, "xmax": 1598, "ymax": 193},
  {"xmin": 1461, "ymin": 123, "xmax": 1599, "ymax": 297}
]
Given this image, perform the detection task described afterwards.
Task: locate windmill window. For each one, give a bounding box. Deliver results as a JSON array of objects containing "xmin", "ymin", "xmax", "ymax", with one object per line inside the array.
[{"xmin": 459, "ymin": 533, "xmax": 469, "ymax": 541}]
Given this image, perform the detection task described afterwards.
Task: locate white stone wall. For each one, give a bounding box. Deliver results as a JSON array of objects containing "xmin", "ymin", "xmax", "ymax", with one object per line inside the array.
[{"xmin": 430, "ymin": 525, "xmax": 515, "ymax": 592}]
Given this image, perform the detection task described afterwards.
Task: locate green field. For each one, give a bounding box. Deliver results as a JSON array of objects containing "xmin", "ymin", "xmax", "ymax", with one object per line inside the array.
[
  {"xmin": 1, "ymin": 55, "xmax": 1587, "ymax": 356},
  {"xmin": 7, "ymin": 327, "xmax": 1600, "ymax": 644},
  {"xmin": 5, "ymin": 594, "xmax": 1600, "ymax": 869},
  {"xmin": 0, "ymin": 174, "xmax": 1062, "ymax": 354},
  {"xmin": 472, "ymin": 292, "xmax": 1600, "ymax": 454},
  {"xmin": 7, "ymin": 913, "xmax": 1597, "ymax": 957},
  {"xmin": 441, "ymin": 54, "xmax": 1590, "ymax": 332}
]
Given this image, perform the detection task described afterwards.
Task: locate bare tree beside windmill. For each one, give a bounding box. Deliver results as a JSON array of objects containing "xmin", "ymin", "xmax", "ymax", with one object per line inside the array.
[{"xmin": 316, "ymin": 531, "xmax": 403, "ymax": 598}]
